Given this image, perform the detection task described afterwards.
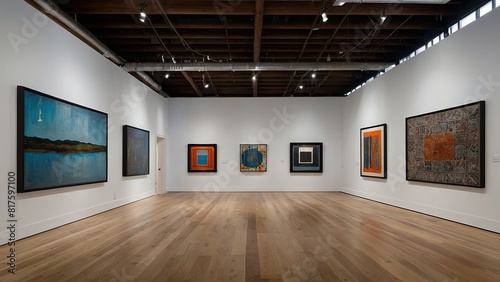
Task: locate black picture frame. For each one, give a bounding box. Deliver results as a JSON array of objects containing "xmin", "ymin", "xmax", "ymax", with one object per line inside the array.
[
  {"xmin": 17, "ymin": 86, "xmax": 108, "ymax": 193},
  {"xmin": 187, "ymin": 144, "xmax": 217, "ymax": 172},
  {"xmin": 406, "ymin": 101, "xmax": 485, "ymax": 188},
  {"xmin": 123, "ymin": 125, "xmax": 150, "ymax": 176},
  {"xmin": 290, "ymin": 142, "xmax": 323, "ymax": 173},
  {"xmin": 360, "ymin": 124, "xmax": 387, "ymax": 179}
]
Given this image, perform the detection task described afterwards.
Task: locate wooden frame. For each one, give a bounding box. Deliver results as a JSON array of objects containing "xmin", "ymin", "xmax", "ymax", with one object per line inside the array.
[
  {"xmin": 406, "ymin": 101, "xmax": 485, "ymax": 188},
  {"xmin": 123, "ymin": 125, "xmax": 150, "ymax": 176},
  {"xmin": 188, "ymin": 144, "xmax": 217, "ymax": 172},
  {"xmin": 17, "ymin": 86, "xmax": 108, "ymax": 192},
  {"xmin": 290, "ymin": 142, "xmax": 323, "ymax": 173},
  {"xmin": 360, "ymin": 124, "xmax": 387, "ymax": 179},
  {"xmin": 240, "ymin": 144, "xmax": 267, "ymax": 172}
]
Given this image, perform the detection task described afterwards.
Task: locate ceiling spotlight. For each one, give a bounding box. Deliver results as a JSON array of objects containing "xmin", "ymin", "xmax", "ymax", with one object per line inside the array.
[
  {"xmin": 252, "ymin": 75, "xmax": 257, "ymax": 81},
  {"xmin": 165, "ymin": 73, "xmax": 169, "ymax": 79},
  {"xmin": 321, "ymin": 3, "xmax": 328, "ymax": 23},
  {"xmin": 333, "ymin": 1, "xmax": 345, "ymax": 6},
  {"xmin": 311, "ymin": 73, "xmax": 316, "ymax": 78},
  {"xmin": 380, "ymin": 12, "xmax": 387, "ymax": 25},
  {"xmin": 299, "ymin": 85, "xmax": 304, "ymax": 90},
  {"xmin": 321, "ymin": 8, "xmax": 328, "ymax": 23},
  {"xmin": 203, "ymin": 74, "xmax": 209, "ymax": 88},
  {"xmin": 172, "ymin": 57, "xmax": 176, "ymax": 64},
  {"xmin": 139, "ymin": 2, "xmax": 147, "ymax": 23}
]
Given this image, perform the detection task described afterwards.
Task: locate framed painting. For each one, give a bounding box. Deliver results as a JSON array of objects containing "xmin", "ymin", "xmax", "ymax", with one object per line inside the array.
[
  {"xmin": 240, "ymin": 144, "xmax": 267, "ymax": 172},
  {"xmin": 123, "ymin": 125, "xmax": 150, "ymax": 176},
  {"xmin": 406, "ymin": 101, "xmax": 485, "ymax": 188},
  {"xmin": 290, "ymin": 142, "xmax": 323, "ymax": 173},
  {"xmin": 360, "ymin": 124, "xmax": 387, "ymax": 178},
  {"xmin": 17, "ymin": 86, "xmax": 108, "ymax": 193},
  {"xmin": 188, "ymin": 144, "xmax": 217, "ymax": 172}
]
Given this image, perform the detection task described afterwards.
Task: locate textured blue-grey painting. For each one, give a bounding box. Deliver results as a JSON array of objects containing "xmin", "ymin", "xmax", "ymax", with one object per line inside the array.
[
  {"xmin": 23, "ymin": 89, "xmax": 107, "ymax": 191},
  {"xmin": 123, "ymin": 125, "xmax": 149, "ymax": 176}
]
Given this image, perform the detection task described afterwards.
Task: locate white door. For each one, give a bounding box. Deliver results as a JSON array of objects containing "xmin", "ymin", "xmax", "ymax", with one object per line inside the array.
[{"xmin": 156, "ymin": 136, "xmax": 166, "ymax": 194}]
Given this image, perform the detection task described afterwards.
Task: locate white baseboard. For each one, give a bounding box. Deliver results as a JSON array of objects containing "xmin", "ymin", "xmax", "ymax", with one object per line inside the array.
[
  {"xmin": 341, "ymin": 188, "xmax": 500, "ymax": 234},
  {"xmin": 167, "ymin": 187, "xmax": 341, "ymax": 192},
  {"xmin": 0, "ymin": 191, "xmax": 155, "ymax": 246}
]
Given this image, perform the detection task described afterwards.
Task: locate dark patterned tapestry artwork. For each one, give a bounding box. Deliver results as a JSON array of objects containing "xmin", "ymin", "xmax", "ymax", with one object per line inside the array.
[{"xmin": 406, "ymin": 101, "xmax": 485, "ymax": 188}]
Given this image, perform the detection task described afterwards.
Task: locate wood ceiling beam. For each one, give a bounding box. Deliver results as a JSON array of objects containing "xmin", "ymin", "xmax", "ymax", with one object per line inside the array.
[
  {"xmin": 110, "ymin": 45, "xmax": 404, "ymax": 53},
  {"xmin": 84, "ymin": 21, "xmax": 442, "ymax": 30},
  {"xmin": 181, "ymin": 71, "xmax": 203, "ymax": 97},
  {"xmin": 96, "ymin": 32, "xmax": 423, "ymax": 40},
  {"xmin": 103, "ymin": 38, "xmax": 420, "ymax": 46},
  {"xmin": 60, "ymin": 1, "xmax": 457, "ymax": 16},
  {"xmin": 94, "ymin": 28, "xmax": 428, "ymax": 40}
]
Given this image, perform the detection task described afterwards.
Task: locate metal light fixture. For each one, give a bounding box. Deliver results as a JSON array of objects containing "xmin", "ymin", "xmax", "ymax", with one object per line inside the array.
[
  {"xmin": 380, "ymin": 11, "xmax": 387, "ymax": 24},
  {"xmin": 165, "ymin": 73, "xmax": 170, "ymax": 79},
  {"xmin": 203, "ymin": 74, "xmax": 209, "ymax": 88},
  {"xmin": 139, "ymin": 2, "xmax": 147, "ymax": 23},
  {"xmin": 321, "ymin": 6, "xmax": 328, "ymax": 23}
]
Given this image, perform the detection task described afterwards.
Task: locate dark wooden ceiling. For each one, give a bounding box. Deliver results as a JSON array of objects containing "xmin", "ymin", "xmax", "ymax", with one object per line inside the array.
[{"xmin": 28, "ymin": 0, "xmax": 489, "ymax": 97}]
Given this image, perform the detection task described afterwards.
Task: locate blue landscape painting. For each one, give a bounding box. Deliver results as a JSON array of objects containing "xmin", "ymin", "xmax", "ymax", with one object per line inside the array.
[{"xmin": 20, "ymin": 87, "xmax": 107, "ymax": 191}]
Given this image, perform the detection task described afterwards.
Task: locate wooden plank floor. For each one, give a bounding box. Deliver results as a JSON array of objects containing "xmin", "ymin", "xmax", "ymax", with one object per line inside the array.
[{"xmin": 1, "ymin": 192, "xmax": 500, "ymax": 281}]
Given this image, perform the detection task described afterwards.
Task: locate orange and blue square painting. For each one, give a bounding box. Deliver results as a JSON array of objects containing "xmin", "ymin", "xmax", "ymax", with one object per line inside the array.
[{"xmin": 188, "ymin": 144, "xmax": 217, "ymax": 172}]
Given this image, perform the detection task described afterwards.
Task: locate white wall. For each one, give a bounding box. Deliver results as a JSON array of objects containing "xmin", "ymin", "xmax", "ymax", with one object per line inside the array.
[
  {"xmin": 0, "ymin": 1, "xmax": 168, "ymax": 245},
  {"xmin": 167, "ymin": 97, "xmax": 344, "ymax": 191},
  {"xmin": 341, "ymin": 7, "xmax": 500, "ymax": 233}
]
